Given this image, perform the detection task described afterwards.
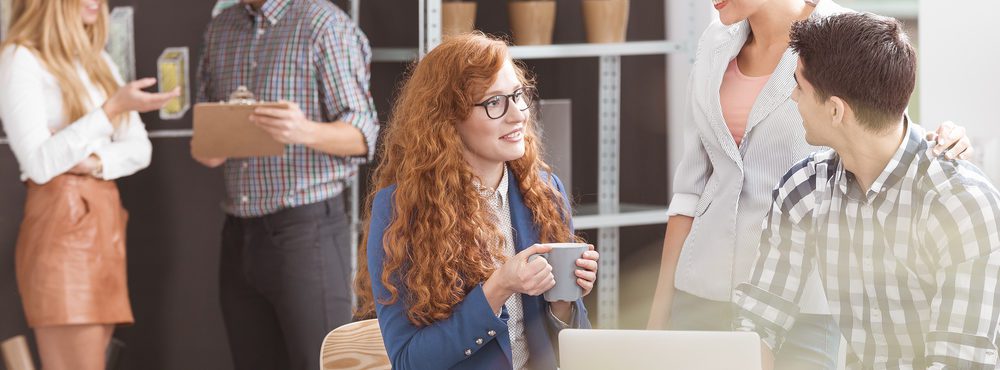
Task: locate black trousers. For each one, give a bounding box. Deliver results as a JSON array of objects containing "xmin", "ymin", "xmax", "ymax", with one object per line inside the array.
[{"xmin": 220, "ymin": 195, "xmax": 352, "ymax": 370}]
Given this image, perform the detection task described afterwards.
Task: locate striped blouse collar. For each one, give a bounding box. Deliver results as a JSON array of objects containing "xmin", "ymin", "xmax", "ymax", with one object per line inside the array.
[{"xmin": 474, "ymin": 164, "xmax": 510, "ymax": 207}]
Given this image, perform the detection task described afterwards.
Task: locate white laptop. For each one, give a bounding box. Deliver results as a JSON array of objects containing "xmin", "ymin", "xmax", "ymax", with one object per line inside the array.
[{"xmin": 559, "ymin": 329, "xmax": 762, "ymax": 370}]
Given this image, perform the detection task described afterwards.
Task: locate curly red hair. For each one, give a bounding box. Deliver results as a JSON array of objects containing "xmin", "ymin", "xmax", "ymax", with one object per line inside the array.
[{"xmin": 354, "ymin": 33, "xmax": 577, "ymax": 326}]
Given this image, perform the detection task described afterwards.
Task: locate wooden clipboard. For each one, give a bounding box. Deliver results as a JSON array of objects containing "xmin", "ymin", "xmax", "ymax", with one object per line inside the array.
[{"xmin": 191, "ymin": 102, "xmax": 287, "ymax": 158}]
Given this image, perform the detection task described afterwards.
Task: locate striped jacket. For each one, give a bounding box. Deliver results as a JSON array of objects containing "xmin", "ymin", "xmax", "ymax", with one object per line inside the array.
[{"xmin": 666, "ymin": 0, "xmax": 849, "ymax": 313}]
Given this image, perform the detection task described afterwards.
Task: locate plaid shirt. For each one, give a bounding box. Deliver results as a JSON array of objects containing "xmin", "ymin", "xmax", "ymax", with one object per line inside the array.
[
  {"xmin": 198, "ymin": 0, "xmax": 378, "ymax": 217},
  {"xmin": 734, "ymin": 121, "xmax": 1000, "ymax": 369}
]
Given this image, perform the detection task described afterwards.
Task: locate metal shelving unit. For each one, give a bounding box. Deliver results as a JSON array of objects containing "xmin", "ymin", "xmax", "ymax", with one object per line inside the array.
[
  {"xmin": 373, "ymin": 41, "xmax": 682, "ymax": 62},
  {"xmin": 0, "ymin": 0, "xmax": 703, "ymax": 329},
  {"xmin": 362, "ymin": 0, "xmax": 694, "ymax": 328}
]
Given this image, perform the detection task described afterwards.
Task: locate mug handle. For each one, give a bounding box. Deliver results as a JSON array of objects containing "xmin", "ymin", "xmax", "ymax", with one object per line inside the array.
[{"xmin": 528, "ymin": 253, "xmax": 549, "ymax": 262}]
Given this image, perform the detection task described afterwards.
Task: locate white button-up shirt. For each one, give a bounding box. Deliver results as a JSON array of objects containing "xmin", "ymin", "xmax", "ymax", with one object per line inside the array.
[{"xmin": 0, "ymin": 46, "xmax": 151, "ymax": 184}]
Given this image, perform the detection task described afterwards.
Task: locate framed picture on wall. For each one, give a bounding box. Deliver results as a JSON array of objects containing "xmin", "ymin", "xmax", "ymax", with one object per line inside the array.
[
  {"xmin": 1, "ymin": 0, "xmax": 12, "ymax": 40},
  {"xmin": 157, "ymin": 47, "xmax": 191, "ymax": 120},
  {"xmin": 106, "ymin": 6, "xmax": 135, "ymax": 82}
]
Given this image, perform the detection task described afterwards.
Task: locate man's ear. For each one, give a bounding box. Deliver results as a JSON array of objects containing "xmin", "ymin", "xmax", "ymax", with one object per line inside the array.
[{"xmin": 829, "ymin": 96, "xmax": 848, "ymax": 128}]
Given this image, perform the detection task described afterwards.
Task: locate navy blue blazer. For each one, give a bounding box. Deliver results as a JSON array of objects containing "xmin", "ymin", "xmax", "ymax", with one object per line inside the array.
[{"xmin": 367, "ymin": 170, "xmax": 591, "ymax": 369}]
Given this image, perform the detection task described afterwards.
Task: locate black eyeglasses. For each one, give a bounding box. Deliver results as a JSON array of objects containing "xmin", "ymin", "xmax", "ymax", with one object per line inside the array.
[{"xmin": 472, "ymin": 87, "xmax": 537, "ymax": 120}]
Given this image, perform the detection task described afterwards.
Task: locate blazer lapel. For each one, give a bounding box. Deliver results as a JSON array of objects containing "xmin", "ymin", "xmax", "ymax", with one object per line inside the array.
[
  {"xmin": 743, "ymin": 48, "xmax": 798, "ymax": 142},
  {"xmin": 501, "ymin": 168, "xmax": 534, "ymax": 367},
  {"xmin": 707, "ymin": 21, "xmax": 750, "ymax": 167},
  {"xmin": 505, "ymin": 169, "xmax": 558, "ymax": 369},
  {"xmin": 742, "ymin": 0, "xmax": 845, "ymax": 147},
  {"xmin": 507, "ymin": 169, "xmax": 537, "ymax": 254},
  {"xmin": 521, "ymin": 294, "xmax": 555, "ymax": 368}
]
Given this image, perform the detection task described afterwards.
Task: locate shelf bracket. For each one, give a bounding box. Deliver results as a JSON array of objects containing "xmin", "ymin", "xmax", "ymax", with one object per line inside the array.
[
  {"xmin": 421, "ymin": 0, "xmax": 442, "ymax": 57},
  {"xmin": 597, "ymin": 55, "xmax": 621, "ymax": 328}
]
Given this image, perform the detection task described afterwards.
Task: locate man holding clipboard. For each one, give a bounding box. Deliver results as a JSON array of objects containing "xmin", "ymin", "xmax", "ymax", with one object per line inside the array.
[{"xmin": 191, "ymin": 0, "xmax": 378, "ymax": 369}]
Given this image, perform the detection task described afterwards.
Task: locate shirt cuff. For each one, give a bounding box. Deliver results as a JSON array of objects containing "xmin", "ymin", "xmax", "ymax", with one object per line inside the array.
[
  {"xmin": 337, "ymin": 111, "xmax": 379, "ymax": 161},
  {"xmin": 90, "ymin": 146, "xmax": 113, "ymax": 180},
  {"xmin": 548, "ymin": 303, "xmax": 576, "ymax": 329},
  {"xmin": 80, "ymin": 107, "xmax": 116, "ymax": 140},
  {"xmin": 924, "ymin": 331, "xmax": 999, "ymax": 369},
  {"xmin": 734, "ymin": 316, "xmax": 779, "ymax": 352},
  {"xmin": 463, "ymin": 284, "xmax": 512, "ymax": 334},
  {"xmin": 732, "ymin": 283, "xmax": 799, "ymax": 352},
  {"xmin": 667, "ymin": 193, "xmax": 700, "ymax": 217}
]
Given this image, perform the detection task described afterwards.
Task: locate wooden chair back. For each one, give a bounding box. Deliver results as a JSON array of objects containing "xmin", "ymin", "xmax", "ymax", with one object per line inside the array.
[
  {"xmin": 320, "ymin": 319, "xmax": 391, "ymax": 370},
  {"xmin": 1, "ymin": 336, "xmax": 36, "ymax": 370}
]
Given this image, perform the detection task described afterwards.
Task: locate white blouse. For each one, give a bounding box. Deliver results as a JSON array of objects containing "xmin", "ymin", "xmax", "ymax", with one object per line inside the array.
[{"xmin": 0, "ymin": 45, "xmax": 151, "ymax": 184}]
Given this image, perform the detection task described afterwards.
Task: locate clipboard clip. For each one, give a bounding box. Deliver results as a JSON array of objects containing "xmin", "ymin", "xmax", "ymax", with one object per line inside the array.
[{"xmin": 227, "ymin": 85, "xmax": 257, "ymax": 105}]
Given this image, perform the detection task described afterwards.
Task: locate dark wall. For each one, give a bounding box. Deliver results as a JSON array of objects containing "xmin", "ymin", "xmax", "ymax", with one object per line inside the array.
[{"xmin": 0, "ymin": 0, "xmax": 670, "ymax": 368}]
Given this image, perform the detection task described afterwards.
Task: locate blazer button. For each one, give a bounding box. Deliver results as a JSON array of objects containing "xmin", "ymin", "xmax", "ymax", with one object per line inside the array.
[
  {"xmin": 475, "ymin": 338, "xmax": 484, "ymax": 345},
  {"xmin": 487, "ymin": 330, "xmax": 496, "ymax": 337},
  {"xmin": 464, "ymin": 349, "xmax": 472, "ymax": 356}
]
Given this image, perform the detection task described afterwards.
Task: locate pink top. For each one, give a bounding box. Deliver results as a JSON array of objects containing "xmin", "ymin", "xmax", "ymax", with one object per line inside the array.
[{"xmin": 719, "ymin": 58, "xmax": 771, "ymax": 146}]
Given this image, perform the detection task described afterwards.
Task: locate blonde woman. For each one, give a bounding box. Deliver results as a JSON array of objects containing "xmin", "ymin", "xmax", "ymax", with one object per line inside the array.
[{"xmin": 0, "ymin": 0, "xmax": 177, "ymax": 369}]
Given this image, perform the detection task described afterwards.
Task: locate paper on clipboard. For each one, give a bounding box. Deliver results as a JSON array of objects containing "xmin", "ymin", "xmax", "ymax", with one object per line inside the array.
[{"xmin": 192, "ymin": 86, "xmax": 286, "ymax": 158}]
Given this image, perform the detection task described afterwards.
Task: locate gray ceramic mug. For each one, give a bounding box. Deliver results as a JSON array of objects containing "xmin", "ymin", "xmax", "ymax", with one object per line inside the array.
[{"xmin": 529, "ymin": 243, "xmax": 589, "ymax": 302}]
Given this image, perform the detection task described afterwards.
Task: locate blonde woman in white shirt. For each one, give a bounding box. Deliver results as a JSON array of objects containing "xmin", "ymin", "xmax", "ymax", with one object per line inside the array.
[{"xmin": 0, "ymin": 0, "xmax": 177, "ymax": 369}]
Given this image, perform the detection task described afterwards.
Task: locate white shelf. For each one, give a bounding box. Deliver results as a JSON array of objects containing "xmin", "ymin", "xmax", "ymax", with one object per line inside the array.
[
  {"xmin": 373, "ymin": 48, "xmax": 420, "ymax": 63},
  {"xmin": 3, "ymin": 130, "xmax": 195, "ymax": 142},
  {"xmin": 844, "ymin": 0, "xmax": 918, "ymax": 18},
  {"xmin": 147, "ymin": 129, "xmax": 193, "ymax": 138},
  {"xmin": 373, "ymin": 40, "xmax": 682, "ymax": 63},
  {"xmin": 511, "ymin": 40, "xmax": 682, "ymax": 59},
  {"xmin": 573, "ymin": 203, "xmax": 668, "ymax": 230}
]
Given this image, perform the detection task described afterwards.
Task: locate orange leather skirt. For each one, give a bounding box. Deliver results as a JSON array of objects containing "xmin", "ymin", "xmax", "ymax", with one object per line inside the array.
[{"xmin": 15, "ymin": 175, "xmax": 134, "ymax": 327}]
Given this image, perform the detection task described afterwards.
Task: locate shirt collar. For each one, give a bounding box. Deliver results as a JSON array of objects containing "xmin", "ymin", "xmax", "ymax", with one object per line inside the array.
[
  {"xmin": 836, "ymin": 116, "xmax": 921, "ymax": 202},
  {"xmin": 474, "ymin": 165, "xmax": 510, "ymax": 207},
  {"xmin": 244, "ymin": 0, "xmax": 291, "ymax": 25}
]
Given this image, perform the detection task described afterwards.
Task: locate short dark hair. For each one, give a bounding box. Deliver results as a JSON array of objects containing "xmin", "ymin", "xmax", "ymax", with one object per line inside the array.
[{"xmin": 790, "ymin": 12, "xmax": 916, "ymax": 132}]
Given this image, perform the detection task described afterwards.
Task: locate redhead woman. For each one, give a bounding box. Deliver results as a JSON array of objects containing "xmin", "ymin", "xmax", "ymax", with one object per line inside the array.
[
  {"xmin": 0, "ymin": 0, "xmax": 177, "ymax": 369},
  {"xmin": 354, "ymin": 33, "xmax": 599, "ymax": 370}
]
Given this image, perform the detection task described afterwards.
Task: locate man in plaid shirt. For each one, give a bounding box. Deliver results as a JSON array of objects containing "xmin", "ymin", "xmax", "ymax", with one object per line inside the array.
[
  {"xmin": 192, "ymin": 0, "xmax": 378, "ymax": 368},
  {"xmin": 734, "ymin": 13, "xmax": 1000, "ymax": 369}
]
